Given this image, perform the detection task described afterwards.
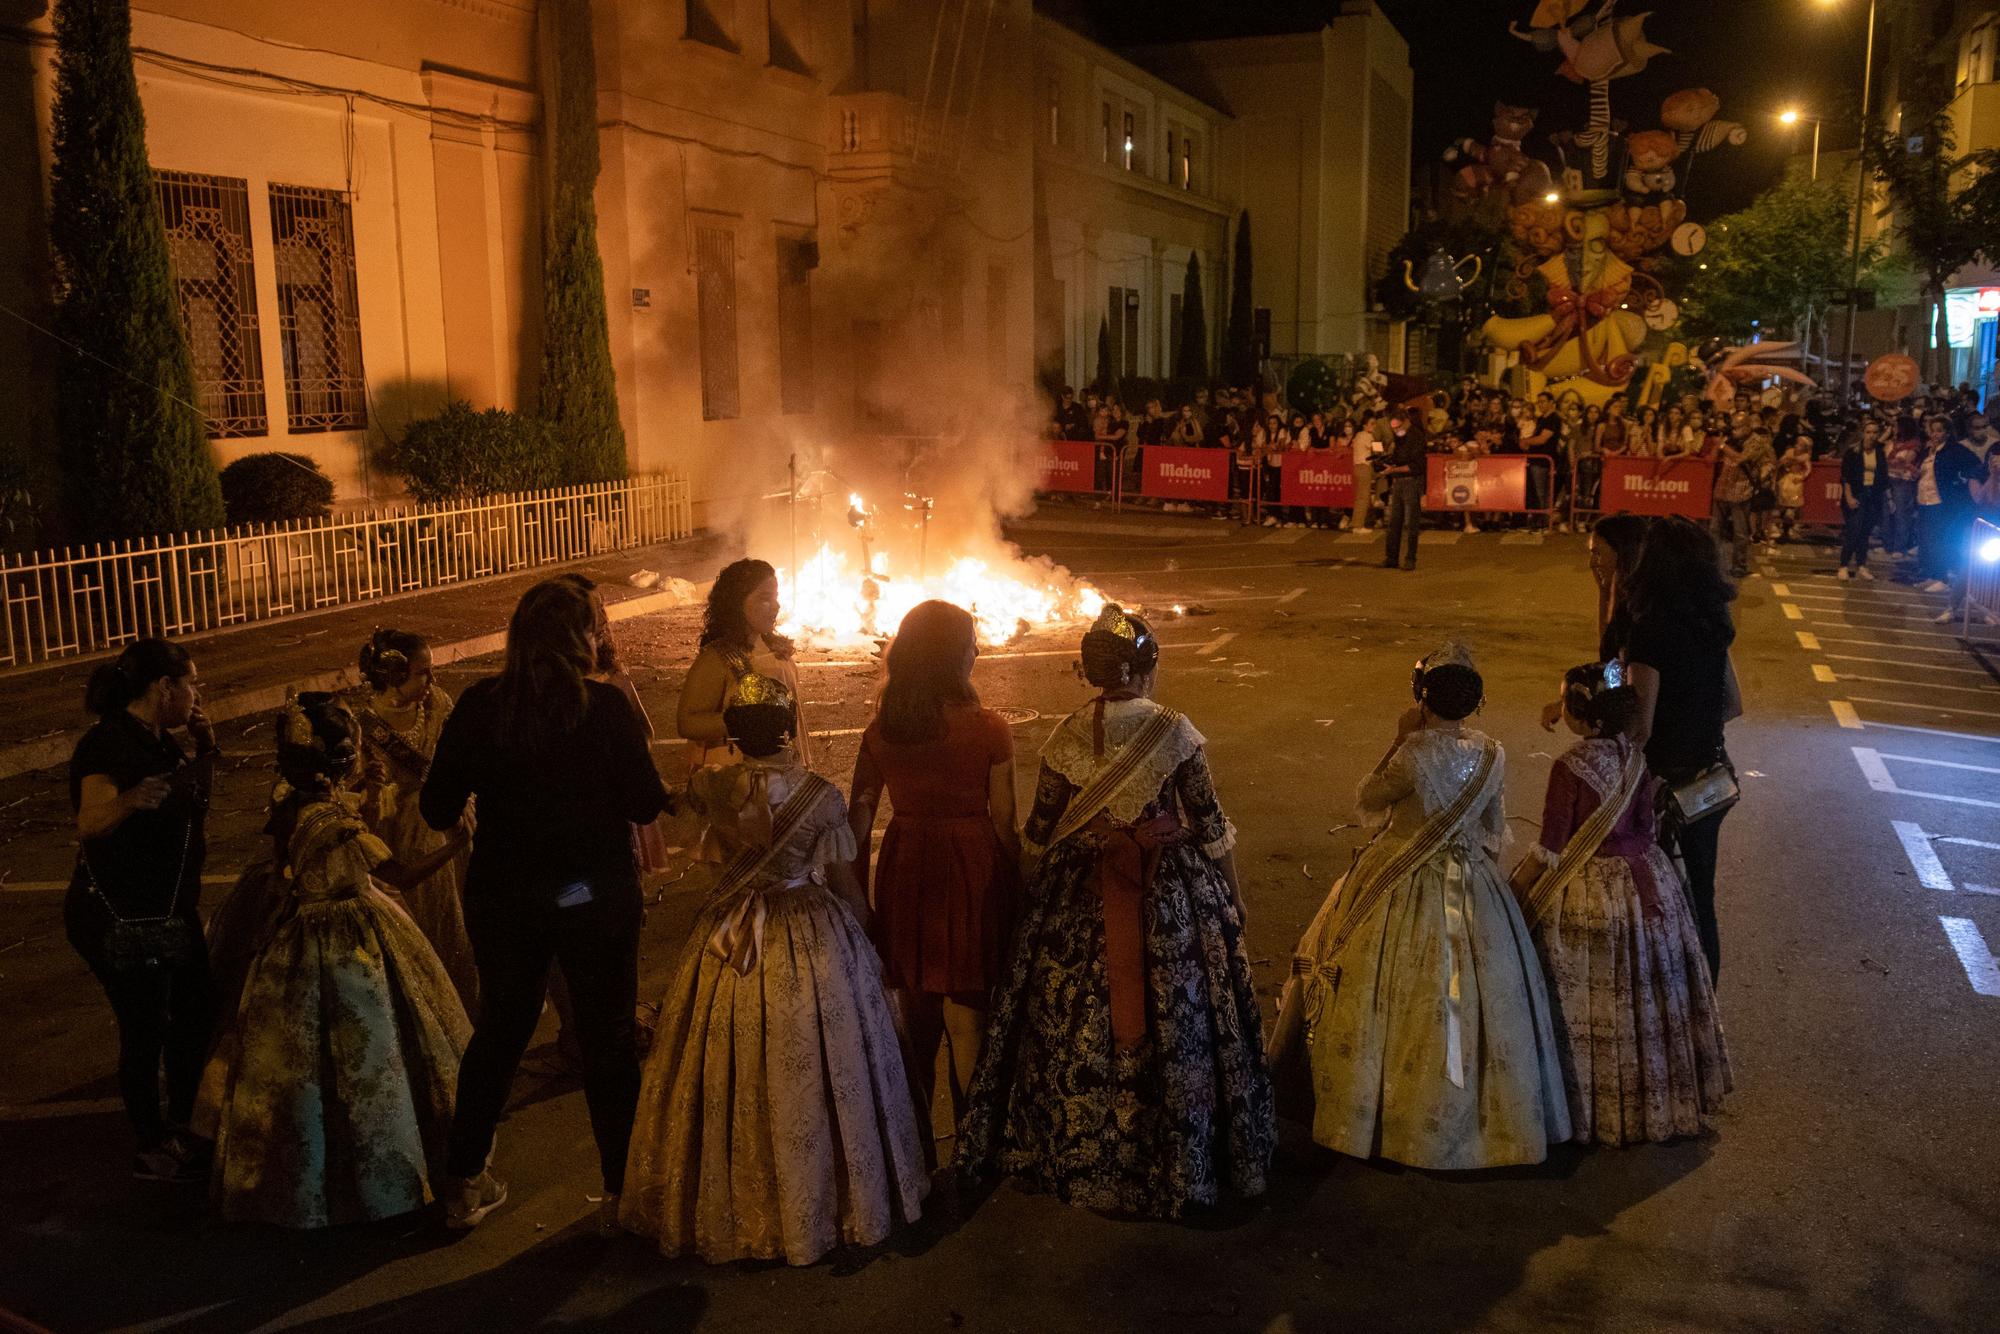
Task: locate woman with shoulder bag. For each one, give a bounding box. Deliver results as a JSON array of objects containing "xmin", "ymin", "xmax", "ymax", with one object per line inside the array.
[
  {"xmin": 1620, "ymin": 517, "xmax": 1739, "ymax": 985},
  {"xmin": 65, "ymin": 638, "xmax": 219, "ymax": 1182}
]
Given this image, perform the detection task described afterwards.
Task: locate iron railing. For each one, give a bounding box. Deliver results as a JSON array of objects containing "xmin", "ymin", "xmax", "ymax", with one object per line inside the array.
[
  {"xmin": 1964, "ymin": 518, "xmax": 2000, "ymax": 636},
  {"xmin": 0, "ymin": 475, "xmax": 695, "ymax": 671}
]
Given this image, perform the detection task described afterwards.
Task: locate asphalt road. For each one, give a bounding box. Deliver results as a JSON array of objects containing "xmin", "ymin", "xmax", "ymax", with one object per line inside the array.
[{"xmin": 2, "ymin": 511, "xmax": 1996, "ymax": 1333}]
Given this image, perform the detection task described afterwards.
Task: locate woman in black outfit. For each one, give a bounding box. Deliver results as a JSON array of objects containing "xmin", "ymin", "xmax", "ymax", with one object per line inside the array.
[
  {"xmin": 1621, "ymin": 516, "xmax": 1739, "ymax": 984},
  {"xmin": 422, "ymin": 578, "xmax": 670, "ymax": 1228},
  {"xmin": 65, "ymin": 638, "xmax": 218, "ymax": 1182}
]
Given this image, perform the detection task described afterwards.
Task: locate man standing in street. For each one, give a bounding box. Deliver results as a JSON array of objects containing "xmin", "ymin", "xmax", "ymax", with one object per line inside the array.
[
  {"xmin": 1380, "ymin": 407, "xmax": 1426, "ymax": 571},
  {"xmin": 1051, "ymin": 387, "xmax": 1091, "ymax": 442}
]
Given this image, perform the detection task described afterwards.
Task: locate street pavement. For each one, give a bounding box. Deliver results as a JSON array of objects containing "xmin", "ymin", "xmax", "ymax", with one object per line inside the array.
[{"xmin": 2, "ymin": 511, "xmax": 1996, "ymax": 1333}]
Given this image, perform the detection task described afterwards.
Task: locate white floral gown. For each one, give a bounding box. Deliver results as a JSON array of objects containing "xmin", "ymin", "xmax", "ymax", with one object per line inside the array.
[
  {"xmin": 195, "ymin": 796, "xmax": 471, "ymax": 1228},
  {"xmin": 621, "ymin": 758, "xmax": 927, "ymax": 1265},
  {"xmin": 1277, "ymin": 729, "xmax": 1570, "ymax": 1169}
]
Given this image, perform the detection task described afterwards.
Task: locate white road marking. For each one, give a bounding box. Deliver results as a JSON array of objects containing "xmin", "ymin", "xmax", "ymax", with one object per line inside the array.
[
  {"xmin": 1771, "ymin": 582, "xmax": 1790, "ymax": 596},
  {"xmin": 1078, "ymin": 560, "xmax": 1314, "ymax": 577},
  {"xmin": 1814, "ymin": 634, "xmax": 1981, "ymax": 656},
  {"xmin": 1260, "ymin": 529, "xmax": 1306, "ymax": 545},
  {"xmin": 1967, "ymin": 883, "xmax": 2000, "ymax": 895},
  {"xmin": 1823, "ymin": 653, "xmax": 1994, "ymax": 676},
  {"xmin": 1812, "ymin": 664, "xmax": 1838, "ymax": 683},
  {"xmin": 1424, "ymin": 532, "xmax": 1462, "ymax": 546},
  {"xmin": 1892, "ymin": 820, "xmax": 1956, "ymax": 890},
  {"xmin": 1848, "ymin": 696, "xmax": 2000, "ymax": 721},
  {"xmin": 1782, "ymin": 604, "xmax": 1803, "ymax": 620},
  {"xmin": 1808, "ymin": 619, "xmax": 1962, "ymax": 640},
  {"xmin": 1858, "ymin": 719, "xmax": 2000, "ymax": 746},
  {"xmin": 1830, "ymin": 700, "xmax": 1862, "ymax": 729},
  {"xmin": 1200, "ymin": 632, "xmax": 1236, "ymax": 656},
  {"xmin": 1831, "ymin": 673, "xmax": 2000, "ymax": 695},
  {"xmin": 1852, "ymin": 747, "xmax": 2000, "ymax": 808},
  {"xmin": 1277, "ymin": 587, "xmax": 1307, "ymax": 605},
  {"xmin": 1336, "ymin": 531, "xmax": 1377, "ymax": 545},
  {"xmin": 1873, "ymin": 752, "xmax": 2000, "ymax": 776},
  {"xmin": 1938, "ymin": 917, "xmax": 2000, "ymax": 997},
  {"xmin": 1938, "ymin": 835, "xmax": 2000, "ymax": 851},
  {"xmin": 1796, "ymin": 631, "xmax": 1821, "ymax": 650},
  {"xmin": 1499, "ymin": 532, "xmax": 1543, "ymax": 546}
]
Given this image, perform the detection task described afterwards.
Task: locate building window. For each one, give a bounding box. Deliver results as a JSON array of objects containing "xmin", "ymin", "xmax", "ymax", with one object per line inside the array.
[
  {"xmin": 1181, "ymin": 135, "xmax": 1193, "ymax": 190},
  {"xmin": 1047, "ymin": 81, "xmax": 1060, "ymax": 147},
  {"xmin": 1101, "ymin": 102, "xmax": 1112, "ymax": 163},
  {"xmin": 1961, "ymin": 20, "xmax": 1994, "ymax": 92},
  {"xmin": 1107, "ymin": 285, "xmax": 1138, "ymax": 378},
  {"xmin": 1169, "ymin": 291, "xmax": 1184, "ymax": 371},
  {"xmin": 155, "ymin": 170, "xmax": 266, "ymax": 438},
  {"xmin": 986, "ymin": 264, "xmax": 1008, "ymax": 364},
  {"xmin": 268, "ymin": 184, "xmax": 366, "ymax": 433},
  {"xmin": 695, "ymin": 223, "xmax": 740, "ymax": 420},
  {"xmin": 777, "ymin": 236, "xmax": 814, "ymax": 415},
  {"xmin": 1121, "ymin": 110, "xmax": 1134, "ymax": 170},
  {"xmin": 687, "ymin": 0, "xmax": 738, "ymax": 52}
]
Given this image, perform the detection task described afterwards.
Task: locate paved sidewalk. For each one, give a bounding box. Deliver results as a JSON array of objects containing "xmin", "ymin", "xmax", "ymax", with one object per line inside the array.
[{"xmin": 0, "ymin": 533, "xmax": 734, "ymax": 780}]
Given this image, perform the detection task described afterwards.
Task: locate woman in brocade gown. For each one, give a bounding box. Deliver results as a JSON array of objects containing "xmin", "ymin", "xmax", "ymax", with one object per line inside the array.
[
  {"xmin": 676, "ymin": 559, "xmax": 812, "ymax": 777},
  {"xmin": 956, "ymin": 605, "xmax": 1274, "ymax": 1218},
  {"xmin": 197, "ymin": 693, "xmax": 471, "ymax": 1228},
  {"xmin": 1271, "ymin": 643, "xmax": 1569, "ymax": 1170},
  {"xmin": 354, "ymin": 629, "xmax": 479, "ymax": 1012},
  {"xmin": 622, "ymin": 673, "xmax": 927, "ymax": 1266},
  {"xmin": 1513, "ymin": 662, "xmax": 1731, "ymax": 1146}
]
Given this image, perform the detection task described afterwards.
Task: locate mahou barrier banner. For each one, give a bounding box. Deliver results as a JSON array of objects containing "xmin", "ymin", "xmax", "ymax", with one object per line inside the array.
[
  {"xmin": 1139, "ymin": 446, "xmax": 1230, "ymax": 501},
  {"xmin": 1800, "ymin": 460, "xmax": 1846, "ymax": 526},
  {"xmin": 1424, "ymin": 455, "xmax": 1529, "ymax": 511},
  {"xmin": 1279, "ymin": 455, "xmax": 1356, "ymax": 507},
  {"xmin": 1600, "ymin": 457, "xmax": 1716, "ymax": 518},
  {"xmin": 1037, "ymin": 441, "xmax": 1101, "ymax": 494}
]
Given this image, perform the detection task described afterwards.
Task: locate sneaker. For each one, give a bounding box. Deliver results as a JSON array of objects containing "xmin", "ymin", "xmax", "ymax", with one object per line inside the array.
[
  {"xmin": 445, "ymin": 1170, "xmax": 509, "ymax": 1229},
  {"xmin": 1920, "ymin": 579, "xmax": 1949, "ymax": 593},
  {"xmin": 1261, "ymin": 516, "xmax": 1279, "ymax": 528},
  {"xmin": 1855, "ymin": 566, "xmax": 1875, "ymax": 581},
  {"xmin": 1933, "ymin": 608, "xmax": 1956, "ymax": 624},
  {"xmin": 132, "ymin": 1143, "xmax": 203, "ymax": 1183},
  {"xmin": 1836, "ymin": 567, "xmax": 1851, "ymax": 581}
]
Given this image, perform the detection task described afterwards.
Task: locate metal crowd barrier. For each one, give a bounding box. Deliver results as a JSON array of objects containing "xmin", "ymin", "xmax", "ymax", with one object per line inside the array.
[{"xmin": 1964, "ymin": 518, "xmax": 2000, "ymax": 635}]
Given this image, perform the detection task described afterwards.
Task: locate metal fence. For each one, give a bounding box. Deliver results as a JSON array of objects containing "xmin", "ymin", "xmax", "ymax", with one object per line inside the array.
[
  {"xmin": 0, "ymin": 475, "xmax": 695, "ymax": 671},
  {"xmin": 1964, "ymin": 518, "xmax": 2000, "ymax": 636}
]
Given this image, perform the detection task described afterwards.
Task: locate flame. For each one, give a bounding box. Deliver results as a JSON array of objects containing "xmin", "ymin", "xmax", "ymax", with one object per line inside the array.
[{"xmin": 778, "ymin": 536, "xmax": 1103, "ymax": 647}]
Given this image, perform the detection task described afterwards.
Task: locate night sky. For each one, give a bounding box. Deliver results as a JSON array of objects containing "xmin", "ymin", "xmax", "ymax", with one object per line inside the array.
[{"xmin": 1055, "ymin": 0, "xmax": 1879, "ymax": 219}]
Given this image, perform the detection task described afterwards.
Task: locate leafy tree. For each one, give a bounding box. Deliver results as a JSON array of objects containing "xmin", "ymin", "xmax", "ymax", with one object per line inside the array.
[
  {"xmin": 1864, "ymin": 68, "xmax": 2000, "ymax": 383},
  {"xmin": 1223, "ymin": 210, "xmax": 1256, "ymax": 387},
  {"xmin": 47, "ymin": 0, "xmax": 222, "ymax": 538},
  {"xmin": 537, "ymin": 0, "xmax": 627, "ymax": 483},
  {"xmin": 1679, "ymin": 170, "xmax": 1880, "ymax": 351},
  {"xmin": 1174, "ymin": 252, "xmax": 1208, "ymax": 379},
  {"xmin": 1094, "ymin": 315, "xmax": 1111, "ymax": 392}
]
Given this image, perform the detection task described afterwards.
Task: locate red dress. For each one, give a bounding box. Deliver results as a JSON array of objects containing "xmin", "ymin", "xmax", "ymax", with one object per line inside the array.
[{"xmin": 858, "ymin": 704, "xmax": 1018, "ymax": 995}]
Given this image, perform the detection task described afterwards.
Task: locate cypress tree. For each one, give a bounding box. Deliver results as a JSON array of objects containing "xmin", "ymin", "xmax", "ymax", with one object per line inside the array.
[
  {"xmin": 1094, "ymin": 315, "xmax": 1111, "ymax": 393},
  {"xmin": 538, "ymin": 0, "xmax": 627, "ymax": 483},
  {"xmin": 1223, "ymin": 210, "xmax": 1256, "ymax": 388},
  {"xmin": 47, "ymin": 0, "xmax": 222, "ymax": 538},
  {"xmin": 1174, "ymin": 252, "xmax": 1208, "ymax": 380}
]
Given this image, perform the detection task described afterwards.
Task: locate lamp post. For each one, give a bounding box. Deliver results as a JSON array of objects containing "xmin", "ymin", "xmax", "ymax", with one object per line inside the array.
[
  {"xmin": 1778, "ymin": 108, "xmax": 1822, "ymax": 180},
  {"xmin": 1830, "ymin": 0, "xmax": 1879, "ymax": 404}
]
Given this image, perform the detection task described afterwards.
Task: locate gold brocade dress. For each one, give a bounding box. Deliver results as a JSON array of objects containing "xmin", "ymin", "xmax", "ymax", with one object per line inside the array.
[
  {"xmin": 195, "ymin": 796, "xmax": 471, "ymax": 1228},
  {"xmin": 620, "ymin": 758, "xmax": 926, "ymax": 1265},
  {"xmin": 680, "ymin": 638, "xmax": 812, "ymax": 776}
]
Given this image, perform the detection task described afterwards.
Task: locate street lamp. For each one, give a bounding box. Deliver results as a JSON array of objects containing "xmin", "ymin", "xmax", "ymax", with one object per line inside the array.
[
  {"xmin": 1822, "ymin": 0, "xmax": 1880, "ymax": 403},
  {"xmin": 1778, "ymin": 107, "xmax": 1822, "ymax": 180}
]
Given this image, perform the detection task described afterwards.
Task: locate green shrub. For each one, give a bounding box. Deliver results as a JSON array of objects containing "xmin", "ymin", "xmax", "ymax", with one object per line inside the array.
[
  {"xmin": 218, "ymin": 452, "xmax": 334, "ymax": 527},
  {"xmin": 390, "ymin": 400, "xmax": 559, "ymax": 503}
]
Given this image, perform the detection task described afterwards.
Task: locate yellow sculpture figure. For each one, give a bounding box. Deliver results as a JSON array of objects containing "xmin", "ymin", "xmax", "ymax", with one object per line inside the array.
[{"xmin": 1481, "ymin": 205, "xmax": 1649, "ymax": 407}]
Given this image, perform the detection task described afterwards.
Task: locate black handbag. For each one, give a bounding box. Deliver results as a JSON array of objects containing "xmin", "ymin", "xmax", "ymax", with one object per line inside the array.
[
  {"xmin": 1662, "ymin": 753, "xmax": 1740, "ymax": 830},
  {"xmin": 85, "ymin": 817, "xmax": 198, "ymax": 973}
]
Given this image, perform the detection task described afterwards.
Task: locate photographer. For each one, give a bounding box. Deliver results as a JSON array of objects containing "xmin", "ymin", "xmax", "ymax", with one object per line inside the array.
[{"xmin": 65, "ymin": 638, "xmax": 219, "ymax": 1182}]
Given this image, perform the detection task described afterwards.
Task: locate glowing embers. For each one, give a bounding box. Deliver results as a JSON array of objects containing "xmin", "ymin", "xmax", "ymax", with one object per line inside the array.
[{"xmin": 777, "ymin": 531, "xmax": 1103, "ymax": 648}]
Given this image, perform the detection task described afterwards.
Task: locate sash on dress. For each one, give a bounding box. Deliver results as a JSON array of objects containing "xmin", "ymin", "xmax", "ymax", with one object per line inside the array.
[
  {"xmin": 1522, "ymin": 744, "xmax": 1648, "ymax": 929},
  {"xmin": 1272, "ymin": 738, "xmax": 1499, "ymax": 1088},
  {"xmin": 703, "ymin": 772, "xmax": 830, "ymax": 976},
  {"xmin": 1045, "ymin": 704, "xmax": 1189, "ymax": 1051}
]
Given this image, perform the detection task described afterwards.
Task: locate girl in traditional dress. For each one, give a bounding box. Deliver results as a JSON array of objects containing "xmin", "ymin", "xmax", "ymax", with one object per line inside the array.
[
  {"xmin": 676, "ymin": 559, "xmax": 811, "ymax": 776},
  {"xmin": 622, "ymin": 673, "xmax": 927, "ymax": 1266},
  {"xmin": 849, "ymin": 600, "xmax": 1020, "ymax": 1165},
  {"xmin": 355, "ymin": 629, "xmax": 478, "ymax": 1012},
  {"xmin": 1512, "ymin": 663, "xmax": 1732, "ymax": 1146},
  {"xmin": 956, "ymin": 605, "xmax": 1273, "ymax": 1218},
  {"xmin": 197, "ymin": 693, "xmax": 472, "ymax": 1228},
  {"xmin": 1271, "ymin": 644, "xmax": 1569, "ymax": 1170}
]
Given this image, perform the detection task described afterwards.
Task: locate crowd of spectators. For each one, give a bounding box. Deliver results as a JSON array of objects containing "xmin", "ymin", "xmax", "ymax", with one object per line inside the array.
[{"xmin": 1046, "ymin": 376, "xmax": 1995, "ymax": 606}]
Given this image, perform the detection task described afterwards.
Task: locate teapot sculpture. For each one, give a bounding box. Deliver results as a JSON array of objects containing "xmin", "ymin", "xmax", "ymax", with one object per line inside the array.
[{"xmin": 1403, "ymin": 249, "xmax": 1483, "ymax": 302}]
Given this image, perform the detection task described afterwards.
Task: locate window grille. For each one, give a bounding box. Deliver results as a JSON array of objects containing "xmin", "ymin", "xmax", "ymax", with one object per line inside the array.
[
  {"xmin": 155, "ymin": 171, "xmax": 266, "ymax": 437},
  {"xmin": 695, "ymin": 224, "xmax": 740, "ymax": 420},
  {"xmin": 268, "ymin": 184, "xmax": 367, "ymax": 433}
]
